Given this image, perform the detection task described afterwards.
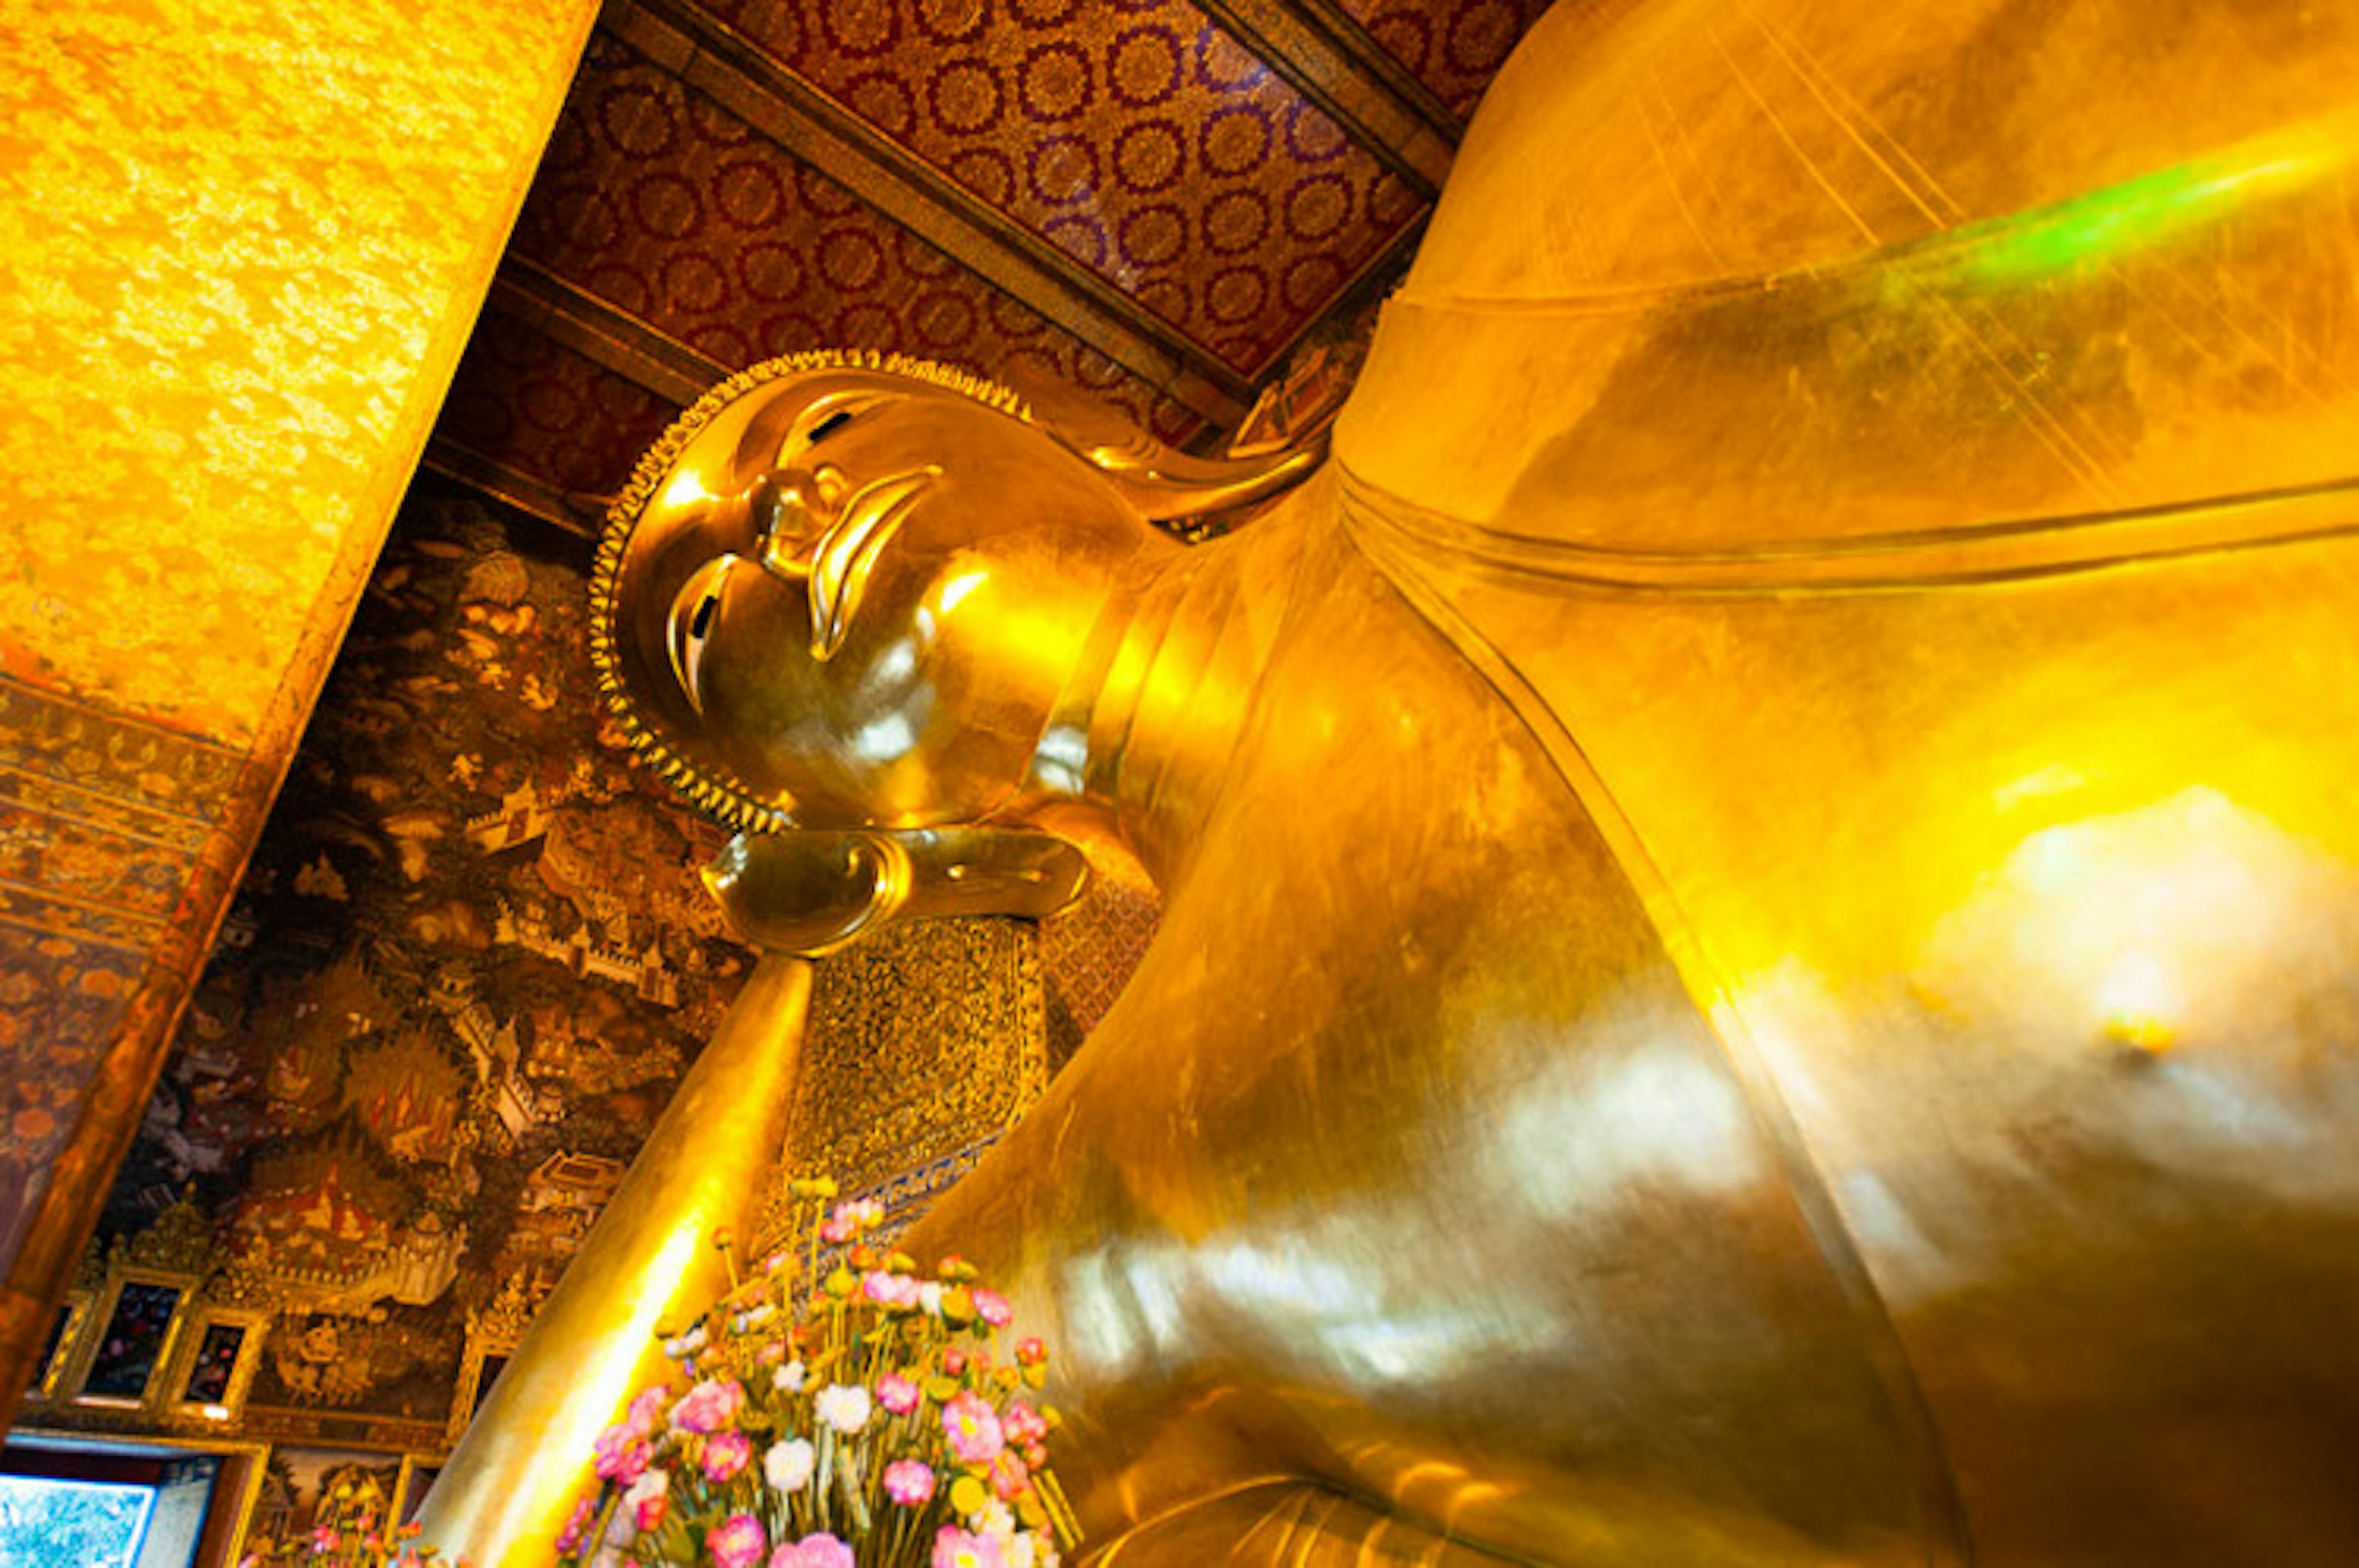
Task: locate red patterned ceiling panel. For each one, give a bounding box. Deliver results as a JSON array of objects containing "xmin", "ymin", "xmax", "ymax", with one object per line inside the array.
[
  {"xmin": 514, "ymin": 34, "xmax": 1200, "ymax": 445},
  {"xmin": 696, "ymin": 0, "xmax": 1425, "ymax": 373},
  {"xmin": 1334, "ymin": 0, "xmax": 1549, "ymax": 121},
  {"xmin": 439, "ymin": 313, "xmax": 684, "ymax": 497}
]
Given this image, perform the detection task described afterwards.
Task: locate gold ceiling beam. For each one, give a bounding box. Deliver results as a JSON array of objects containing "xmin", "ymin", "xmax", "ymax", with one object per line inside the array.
[
  {"xmin": 1191, "ymin": 0, "xmax": 1458, "ymax": 198},
  {"xmin": 491, "ymin": 255, "xmax": 727, "ymax": 409},
  {"xmin": 422, "ymin": 435, "xmax": 605, "ymax": 537},
  {"xmin": 604, "ymin": 0, "xmax": 1256, "ymax": 427}
]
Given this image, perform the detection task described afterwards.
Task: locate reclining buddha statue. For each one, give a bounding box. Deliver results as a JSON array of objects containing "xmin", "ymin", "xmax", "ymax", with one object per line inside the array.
[{"xmin": 426, "ymin": 0, "xmax": 2359, "ymax": 1561}]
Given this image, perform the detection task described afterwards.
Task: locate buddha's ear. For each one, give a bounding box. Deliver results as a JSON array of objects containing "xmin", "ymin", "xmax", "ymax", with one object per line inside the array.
[
  {"xmin": 1075, "ymin": 438, "xmax": 1326, "ymax": 524},
  {"xmin": 1001, "ymin": 359, "xmax": 1327, "ymax": 525}
]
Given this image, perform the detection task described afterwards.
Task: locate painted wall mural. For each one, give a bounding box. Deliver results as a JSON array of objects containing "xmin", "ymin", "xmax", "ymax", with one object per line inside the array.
[
  {"xmin": 0, "ymin": 0, "xmax": 601, "ymax": 1408},
  {"xmin": 66, "ymin": 479, "xmax": 749, "ymax": 1441}
]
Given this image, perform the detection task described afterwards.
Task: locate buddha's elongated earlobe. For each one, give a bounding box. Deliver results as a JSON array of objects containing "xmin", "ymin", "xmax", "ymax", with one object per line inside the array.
[{"xmin": 1076, "ymin": 436, "xmax": 1326, "ymax": 524}]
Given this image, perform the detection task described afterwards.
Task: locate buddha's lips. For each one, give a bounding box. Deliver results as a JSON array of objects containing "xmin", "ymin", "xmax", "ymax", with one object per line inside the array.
[{"xmin": 804, "ymin": 467, "xmax": 939, "ymax": 663}]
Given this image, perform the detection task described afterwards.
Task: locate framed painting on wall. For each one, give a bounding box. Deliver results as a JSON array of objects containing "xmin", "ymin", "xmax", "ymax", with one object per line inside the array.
[
  {"xmin": 164, "ymin": 1305, "xmax": 268, "ymax": 1423},
  {"xmin": 22, "ymin": 1290, "xmax": 90, "ymax": 1403},
  {"xmin": 71, "ymin": 1270, "xmax": 192, "ymax": 1406}
]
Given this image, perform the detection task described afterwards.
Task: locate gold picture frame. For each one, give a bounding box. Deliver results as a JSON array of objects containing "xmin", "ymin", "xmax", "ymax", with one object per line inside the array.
[
  {"xmin": 445, "ymin": 1334, "xmax": 517, "ymax": 1447},
  {"xmin": 23, "ymin": 1288, "xmax": 91, "ymax": 1403},
  {"xmin": 391, "ymin": 1453, "xmax": 442, "ymax": 1529},
  {"xmin": 65, "ymin": 1264, "xmax": 199, "ymax": 1408},
  {"xmin": 162, "ymin": 1303, "xmax": 269, "ymax": 1425}
]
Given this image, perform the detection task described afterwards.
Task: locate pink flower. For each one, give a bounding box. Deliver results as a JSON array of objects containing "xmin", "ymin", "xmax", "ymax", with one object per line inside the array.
[
  {"xmin": 670, "ymin": 1375, "xmax": 744, "ymax": 1434},
  {"xmin": 593, "ymin": 1426, "xmax": 651, "ymax": 1484},
  {"xmin": 772, "ymin": 1534, "xmax": 855, "ymax": 1568},
  {"xmin": 706, "ymin": 1513, "xmax": 767, "ymax": 1568},
  {"xmin": 883, "ymin": 1457, "xmax": 936, "ymax": 1506},
  {"xmin": 703, "ymin": 1429, "xmax": 753, "ymax": 1483},
  {"xmin": 1013, "ymin": 1337, "xmax": 1046, "ymax": 1367},
  {"xmin": 625, "ymin": 1384, "xmax": 668, "ymax": 1434},
  {"xmin": 990, "ymin": 1449, "xmax": 1033, "ymax": 1502},
  {"xmin": 972, "ymin": 1288, "xmax": 1012, "ymax": 1327},
  {"xmin": 555, "ymin": 1496, "xmax": 597, "ymax": 1553},
  {"xmin": 933, "ymin": 1526, "xmax": 1007, "ymax": 1568},
  {"xmin": 635, "ymin": 1494, "xmax": 668, "ymax": 1532},
  {"xmin": 1001, "ymin": 1400, "xmax": 1047, "ymax": 1445},
  {"xmin": 877, "ymin": 1372, "xmax": 920, "ymax": 1416},
  {"xmin": 821, "ymin": 1199, "xmax": 883, "ymax": 1242},
  {"xmin": 942, "ymin": 1391, "xmax": 1004, "ymax": 1464},
  {"xmin": 864, "ymin": 1271, "xmax": 921, "ymax": 1309}
]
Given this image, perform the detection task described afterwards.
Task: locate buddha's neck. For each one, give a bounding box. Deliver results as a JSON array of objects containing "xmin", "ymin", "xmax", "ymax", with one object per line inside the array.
[{"xmin": 1025, "ymin": 490, "xmax": 1315, "ymax": 892}]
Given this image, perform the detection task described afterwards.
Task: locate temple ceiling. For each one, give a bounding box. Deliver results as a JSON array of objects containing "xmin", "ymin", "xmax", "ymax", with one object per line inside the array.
[{"xmin": 423, "ymin": 0, "xmax": 1548, "ymax": 529}]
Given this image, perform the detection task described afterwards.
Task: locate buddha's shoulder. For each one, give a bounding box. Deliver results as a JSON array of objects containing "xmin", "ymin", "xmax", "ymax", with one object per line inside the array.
[{"xmin": 1335, "ymin": 0, "xmax": 2359, "ymax": 564}]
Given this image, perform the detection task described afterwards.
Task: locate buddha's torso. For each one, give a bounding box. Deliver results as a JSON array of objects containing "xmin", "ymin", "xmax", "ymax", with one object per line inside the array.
[{"xmin": 924, "ymin": 0, "xmax": 2359, "ymax": 1559}]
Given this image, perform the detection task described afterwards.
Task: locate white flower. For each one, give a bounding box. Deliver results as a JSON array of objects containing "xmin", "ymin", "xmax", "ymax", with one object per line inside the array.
[
  {"xmin": 764, "ymin": 1437, "xmax": 815, "ymax": 1493},
  {"xmin": 918, "ymin": 1281, "xmax": 945, "ymax": 1317},
  {"xmin": 661, "ymin": 1324, "xmax": 708, "ymax": 1360},
  {"xmin": 813, "ymin": 1381, "xmax": 872, "ymax": 1435},
  {"xmin": 1007, "ymin": 1532, "xmax": 1037, "ymax": 1568},
  {"xmin": 621, "ymin": 1467, "xmax": 668, "ymax": 1510},
  {"xmin": 773, "ymin": 1359, "xmax": 806, "ymax": 1393},
  {"xmin": 973, "ymin": 1500, "xmax": 1015, "ymax": 1538}
]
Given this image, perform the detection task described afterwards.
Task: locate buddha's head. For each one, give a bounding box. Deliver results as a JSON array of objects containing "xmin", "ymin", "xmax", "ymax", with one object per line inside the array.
[{"xmin": 592, "ymin": 351, "xmax": 1316, "ymax": 834}]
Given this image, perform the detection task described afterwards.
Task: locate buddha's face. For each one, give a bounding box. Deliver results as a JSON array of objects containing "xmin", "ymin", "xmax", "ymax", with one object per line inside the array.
[{"xmin": 596, "ymin": 367, "xmax": 1154, "ymax": 829}]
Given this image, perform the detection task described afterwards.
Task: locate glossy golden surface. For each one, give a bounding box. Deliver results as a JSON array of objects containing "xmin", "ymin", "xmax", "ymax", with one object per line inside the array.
[
  {"xmin": 561, "ymin": 0, "xmax": 2359, "ymax": 1561},
  {"xmin": 704, "ymin": 825, "xmax": 1089, "ymax": 956}
]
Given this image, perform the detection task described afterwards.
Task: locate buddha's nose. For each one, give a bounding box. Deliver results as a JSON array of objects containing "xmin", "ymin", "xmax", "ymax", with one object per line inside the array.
[{"xmin": 741, "ymin": 466, "xmax": 843, "ymax": 581}]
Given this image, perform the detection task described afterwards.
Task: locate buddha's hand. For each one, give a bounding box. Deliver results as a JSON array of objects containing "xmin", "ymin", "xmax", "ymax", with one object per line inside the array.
[{"xmin": 702, "ymin": 826, "xmax": 1088, "ymax": 957}]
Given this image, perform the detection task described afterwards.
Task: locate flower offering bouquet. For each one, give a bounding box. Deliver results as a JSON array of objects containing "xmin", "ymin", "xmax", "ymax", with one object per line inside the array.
[{"xmin": 556, "ymin": 1177, "xmax": 1081, "ymax": 1568}]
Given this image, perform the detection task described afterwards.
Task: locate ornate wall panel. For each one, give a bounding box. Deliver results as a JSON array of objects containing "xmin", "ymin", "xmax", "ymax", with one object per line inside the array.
[
  {"xmin": 1036, "ymin": 837, "xmax": 1162, "ymax": 1074},
  {"xmin": 0, "ymin": 682, "xmax": 246, "ymax": 1268},
  {"xmin": 25, "ymin": 483, "xmax": 757, "ymax": 1453},
  {"xmin": 698, "ymin": 0, "xmax": 1424, "ymax": 373},
  {"xmin": 773, "ymin": 917, "xmax": 1047, "ymax": 1211}
]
